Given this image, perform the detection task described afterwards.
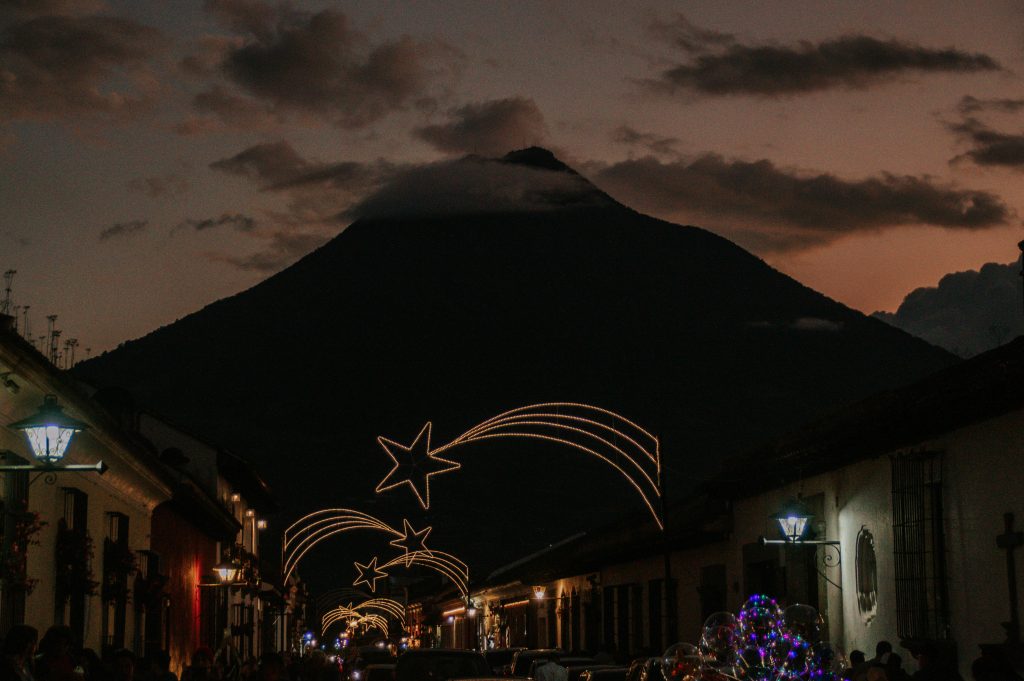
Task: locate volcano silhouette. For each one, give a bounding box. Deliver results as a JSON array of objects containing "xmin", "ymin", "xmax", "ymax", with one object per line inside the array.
[{"xmin": 75, "ymin": 148, "xmax": 955, "ymax": 585}]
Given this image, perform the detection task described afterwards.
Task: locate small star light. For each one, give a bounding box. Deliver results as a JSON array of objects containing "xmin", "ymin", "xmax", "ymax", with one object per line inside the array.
[
  {"xmin": 353, "ymin": 557, "xmax": 389, "ymax": 592},
  {"xmin": 376, "ymin": 423, "xmax": 460, "ymax": 509},
  {"xmin": 389, "ymin": 519, "xmax": 433, "ymax": 567}
]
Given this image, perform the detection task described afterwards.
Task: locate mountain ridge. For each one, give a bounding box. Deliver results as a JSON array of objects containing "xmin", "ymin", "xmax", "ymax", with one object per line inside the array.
[{"xmin": 75, "ymin": 149, "xmax": 957, "ymax": 584}]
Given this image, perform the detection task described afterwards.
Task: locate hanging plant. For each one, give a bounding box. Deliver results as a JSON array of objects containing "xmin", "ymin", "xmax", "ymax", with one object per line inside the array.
[
  {"xmin": 0, "ymin": 502, "xmax": 47, "ymax": 594},
  {"xmin": 55, "ymin": 519, "xmax": 98, "ymax": 600}
]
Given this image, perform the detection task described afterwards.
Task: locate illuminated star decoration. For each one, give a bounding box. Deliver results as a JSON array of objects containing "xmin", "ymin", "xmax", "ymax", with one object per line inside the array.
[
  {"xmin": 376, "ymin": 403, "xmax": 664, "ymax": 528},
  {"xmin": 321, "ymin": 597, "xmax": 406, "ymax": 635},
  {"xmin": 375, "ymin": 422, "xmax": 461, "ymax": 509},
  {"xmin": 353, "ymin": 557, "xmax": 389, "ymax": 592},
  {"xmin": 389, "ymin": 519, "xmax": 433, "ymax": 567},
  {"xmin": 281, "ymin": 508, "xmax": 469, "ymax": 597}
]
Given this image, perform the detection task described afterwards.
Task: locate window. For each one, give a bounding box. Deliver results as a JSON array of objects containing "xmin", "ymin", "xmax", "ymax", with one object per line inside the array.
[
  {"xmin": 891, "ymin": 451, "xmax": 949, "ymax": 641},
  {"xmin": 107, "ymin": 512, "xmax": 128, "ymax": 543},
  {"xmin": 699, "ymin": 565, "xmax": 727, "ymax": 622}
]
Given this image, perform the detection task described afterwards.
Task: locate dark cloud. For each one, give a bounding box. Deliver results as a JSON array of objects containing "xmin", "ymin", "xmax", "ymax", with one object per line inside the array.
[
  {"xmin": 176, "ymin": 85, "xmax": 280, "ymax": 135},
  {"xmin": 949, "ymin": 117, "xmax": 1024, "ymax": 168},
  {"xmin": 206, "ymin": 140, "xmax": 396, "ymax": 272},
  {"xmin": 348, "ymin": 154, "xmax": 611, "ymax": 220},
  {"xmin": 590, "ymin": 154, "xmax": 1010, "ymax": 251},
  {"xmin": 645, "ymin": 23, "xmax": 999, "ymax": 97},
  {"xmin": 179, "ymin": 213, "xmax": 255, "ymax": 232},
  {"xmin": 209, "ymin": 140, "xmax": 392, "ymax": 194},
  {"xmin": 98, "ymin": 219, "xmax": 147, "ymax": 241},
  {"xmin": 209, "ymin": 140, "xmax": 309, "ymax": 185},
  {"xmin": 956, "ymin": 95, "xmax": 1024, "ymax": 115},
  {"xmin": 414, "ymin": 97, "xmax": 546, "ymax": 156},
  {"xmin": 209, "ymin": 229, "xmax": 329, "ymax": 272},
  {"xmin": 127, "ymin": 174, "xmax": 189, "ymax": 199},
  {"xmin": 648, "ymin": 13, "xmax": 735, "ymax": 55},
  {"xmin": 873, "ymin": 259, "xmax": 1023, "ymax": 357},
  {"xmin": 200, "ymin": 2, "xmax": 460, "ymax": 128},
  {"xmin": 0, "ymin": 14, "xmax": 166, "ymax": 124},
  {"xmin": 610, "ymin": 125, "xmax": 680, "ymax": 156}
]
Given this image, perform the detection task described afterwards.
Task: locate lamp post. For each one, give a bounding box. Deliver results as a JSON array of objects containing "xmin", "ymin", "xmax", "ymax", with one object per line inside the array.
[
  {"xmin": 4, "ymin": 394, "xmax": 106, "ymax": 475},
  {"xmin": 760, "ymin": 497, "xmax": 837, "ymax": 547},
  {"xmin": 772, "ymin": 498, "xmax": 813, "ymax": 542},
  {"xmin": 760, "ymin": 497, "xmax": 842, "ymax": 579}
]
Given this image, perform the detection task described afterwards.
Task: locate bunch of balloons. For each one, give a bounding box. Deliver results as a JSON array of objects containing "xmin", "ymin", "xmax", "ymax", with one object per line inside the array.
[{"xmin": 662, "ymin": 595, "xmax": 845, "ymax": 681}]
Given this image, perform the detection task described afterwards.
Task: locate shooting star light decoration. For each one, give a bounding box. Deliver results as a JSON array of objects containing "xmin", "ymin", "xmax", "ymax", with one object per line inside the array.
[
  {"xmin": 376, "ymin": 402, "xmax": 663, "ymax": 528},
  {"xmin": 282, "ymin": 509, "xmax": 468, "ymax": 597},
  {"xmin": 353, "ymin": 557, "xmax": 388, "ymax": 591},
  {"xmin": 321, "ymin": 597, "xmax": 406, "ymax": 634}
]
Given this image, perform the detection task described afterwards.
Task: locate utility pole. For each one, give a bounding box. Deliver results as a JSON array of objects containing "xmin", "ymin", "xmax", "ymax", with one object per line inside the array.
[
  {"xmin": 46, "ymin": 315, "xmax": 57, "ymax": 364},
  {"xmin": 659, "ymin": 458, "xmax": 676, "ymax": 648},
  {"xmin": 1, "ymin": 270, "xmax": 14, "ymax": 315}
]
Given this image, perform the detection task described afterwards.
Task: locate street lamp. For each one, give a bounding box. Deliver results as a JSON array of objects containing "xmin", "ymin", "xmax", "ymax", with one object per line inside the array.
[
  {"xmin": 532, "ymin": 586, "xmax": 546, "ymax": 600},
  {"xmin": 4, "ymin": 394, "xmax": 105, "ymax": 474},
  {"xmin": 760, "ymin": 498, "xmax": 841, "ymax": 570},
  {"xmin": 214, "ymin": 560, "xmax": 240, "ymax": 584},
  {"xmin": 773, "ymin": 498, "xmax": 813, "ymax": 542}
]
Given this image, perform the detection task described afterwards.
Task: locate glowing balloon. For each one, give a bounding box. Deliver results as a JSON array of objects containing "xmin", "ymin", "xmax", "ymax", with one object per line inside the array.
[
  {"xmin": 783, "ymin": 604, "xmax": 822, "ymax": 644},
  {"xmin": 700, "ymin": 611, "xmax": 739, "ymax": 666},
  {"xmin": 663, "ymin": 643, "xmax": 702, "ymax": 681}
]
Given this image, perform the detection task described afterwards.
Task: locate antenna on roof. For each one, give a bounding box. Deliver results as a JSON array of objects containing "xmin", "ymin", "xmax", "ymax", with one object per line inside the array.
[
  {"xmin": 51, "ymin": 328, "xmax": 61, "ymax": 366},
  {"xmin": 46, "ymin": 315, "xmax": 57, "ymax": 363},
  {"xmin": 1, "ymin": 270, "xmax": 14, "ymax": 315},
  {"xmin": 21, "ymin": 305, "xmax": 29, "ymax": 340},
  {"xmin": 65, "ymin": 338, "xmax": 78, "ymax": 368},
  {"xmin": 11, "ymin": 305, "xmax": 19, "ymax": 333}
]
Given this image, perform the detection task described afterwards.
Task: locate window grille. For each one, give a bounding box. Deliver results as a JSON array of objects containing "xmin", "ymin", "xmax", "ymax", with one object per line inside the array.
[{"xmin": 891, "ymin": 451, "xmax": 950, "ymax": 641}]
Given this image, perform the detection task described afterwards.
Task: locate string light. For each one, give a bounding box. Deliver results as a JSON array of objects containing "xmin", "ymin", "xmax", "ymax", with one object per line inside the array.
[
  {"xmin": 353, "ymin": 557, "xmax": 389, "ymax": 591},
  {"xmin": 281, "ymin": 509, "xmax": 468, "ymax": 594},
  {"xmin": 321, "ymin": 598, "xmax": 406, "ymax": 635},
  {"xmin": 376, "ymin": 403, "xmax": 663, "ymax": 528},
  {"xmin": 378, "ymin": 549, "xmax": 469, "ymax": 598},
  {"xmin": 375, "ymin": 423, "xmax": 461, "ymax": 509},
  {"xmin": 390, "ymin": 519, "xmax": 432, "ymax": 567}
]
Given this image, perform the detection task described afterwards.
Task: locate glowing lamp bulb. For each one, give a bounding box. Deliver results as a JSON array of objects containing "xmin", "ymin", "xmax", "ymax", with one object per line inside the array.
[
  {"xmin": 9, "ymin": 394, "xmax": 87, "ymax": 464},
  {"xmin": 532, "ymin": 586, "xmax": 546, "ymax": 600},
  {"xmin": 773, "ymin": 499, "xmax": 813, "ymax": 542},
  {"xmin": 214, "ymin": 560, "xmax": 240, "ymax": 584}
]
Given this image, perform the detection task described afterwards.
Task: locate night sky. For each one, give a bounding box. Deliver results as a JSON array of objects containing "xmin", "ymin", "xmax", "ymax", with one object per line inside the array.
[{"xmin": 2, "ymin": 0, "xmax": 1023, "ymax": 354}]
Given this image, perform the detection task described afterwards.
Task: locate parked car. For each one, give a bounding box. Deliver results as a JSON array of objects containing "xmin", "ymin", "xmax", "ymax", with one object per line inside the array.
[
  {"xmin": 363, "ymin": 664, "xmax": 396, "ymax": 681},
  {"xmin": 394, "ymin": 649, "xmax": 490, "ymax": 681},
  {"xmin": 346, "ymin": 647, "xmax": 397, "ymax": 681},
  {"xmin": 483, "ymin": 648, "xmax": 523, "ymax": 675},
  {"xmin": 580, "ymin": 669, "xmax": 628, "ymax": 681},
  {"xmin": 527, "ymin": 657, "xmax": 595, "ymax": 680},
  {"xmin": 509, "ymin": 650, "xmax": 564, "ymax": 678}
]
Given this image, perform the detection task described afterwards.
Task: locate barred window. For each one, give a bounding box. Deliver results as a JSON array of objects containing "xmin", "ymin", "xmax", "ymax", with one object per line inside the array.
[{"xmin": 891, "ymin": 451, "xmax": 949, "ymax": 641}]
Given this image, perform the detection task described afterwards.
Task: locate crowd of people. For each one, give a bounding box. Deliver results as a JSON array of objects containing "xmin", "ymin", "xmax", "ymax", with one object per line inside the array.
[{"xmin": 0, "ymin": 626, "xmax": 335, "ymax": 681}]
